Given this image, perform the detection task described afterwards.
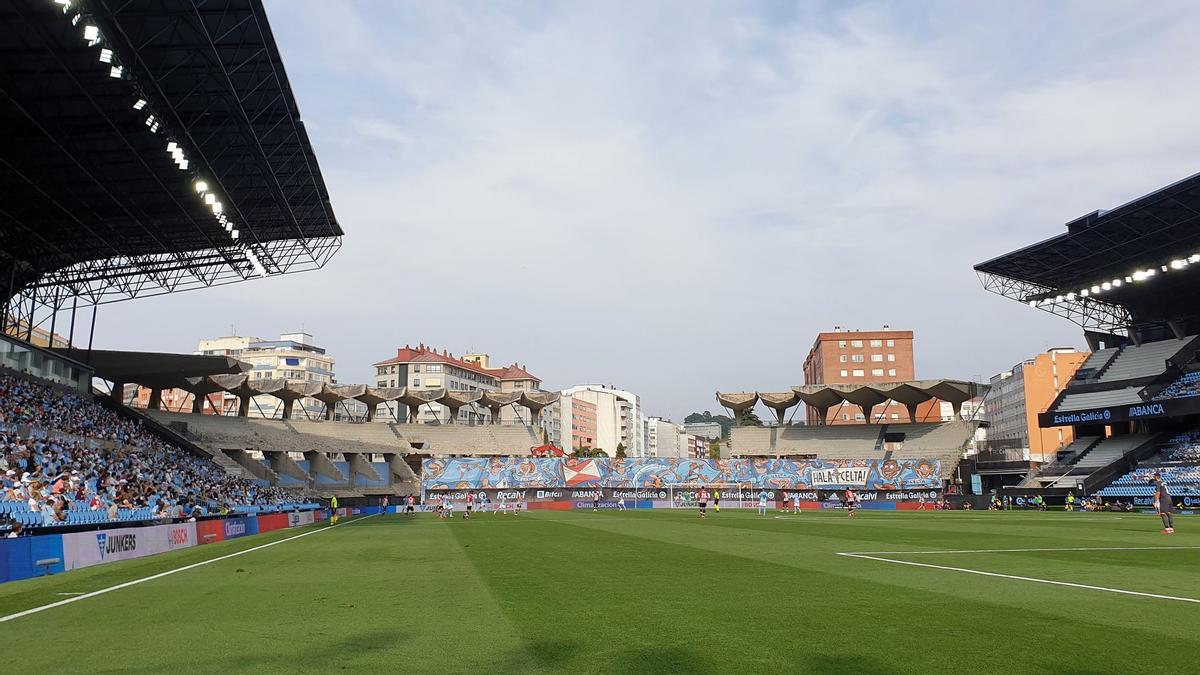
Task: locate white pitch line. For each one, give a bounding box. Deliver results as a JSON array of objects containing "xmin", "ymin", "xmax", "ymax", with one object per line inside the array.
[
  {"xmin": 843, "ymin": 546, "xmax": 1200, "ymax": 555},
  {"xmin": 836, "ymin": 551, "xmax": 1200, "ymax": 604},
  {"xmin": 0, "ymin": 514, "xmax": 378, "ymax": 624}
]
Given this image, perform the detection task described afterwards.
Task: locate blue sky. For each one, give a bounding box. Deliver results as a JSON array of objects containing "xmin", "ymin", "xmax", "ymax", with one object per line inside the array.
[{"xmin": 99, "ymin": 0, "xmax": 1200, "ymax": 420}]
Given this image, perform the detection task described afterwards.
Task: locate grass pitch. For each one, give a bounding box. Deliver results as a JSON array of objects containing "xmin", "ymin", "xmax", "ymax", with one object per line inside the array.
[{"xmin": 3, "ymin": 509, "xmax": 1199, "ymax": 674}]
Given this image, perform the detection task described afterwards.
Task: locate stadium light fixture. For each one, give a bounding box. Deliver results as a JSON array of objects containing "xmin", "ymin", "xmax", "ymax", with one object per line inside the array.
[
  {"xmin": 1080, "ymin": 289, "xmax": 1090, "ymax": 297},
  {"xmin": 1066, "ymin": 292, "xmax": 1076, "ymax": 300},
  {"xmin": 166, "ymin": 141, "xmax": 177, "ymax": 153},
  {"xmin": 211, "ymin": 201, "xmax": 223, "ymax": 214},
  {"xmin": 1190, "ymin": 254, "xmax": 1200, "ymax": 264},
  {"xmin": 1111, "ymin": 279, "xmax": 1121, "ymax": 288},
  {"xmin": 194, "ymin": 180, "xmax": 208, "ymax": 193},
  {"xmin": 109, "ymin": 66, "xmax": 123, "ymax": 79},
  {"xmin": 133, "ymin": 98, "xmax": 146, "ymax": 110},
  {"xmin": 53, "ymin": 0, "xmax": 72, "ymax": 13},
  {"xmin": 1170, "ymin": 259, "xmax": 1186, "ymax": 270},
  {"xmin": 204, "ymin": 193, "xmax": 215, "ymax": 205},
  {"xmin": 1101, "ymin": 282, "xmax": 1112, "ymax": 291},
  {"xmin": 1091, "ymin": 285, "xmax": 1101, "ymax": 294},
  {"xmin": 83, "ymin": 25, "xmax": 100, "ymax": 46},
  {"xmin": 231, "ymin": 229, "xmax": 239, "ymax": 239},
  {"xmin": 71, "ymin": 13, "xmax": 81, "ymax": 26},
  {"xmin": 98, "ymin": 48, "xmax": 113, "ymax": 63},
  {"xmin": 178, "ymin": 159, "xmax": 188, "ymax": 170}
]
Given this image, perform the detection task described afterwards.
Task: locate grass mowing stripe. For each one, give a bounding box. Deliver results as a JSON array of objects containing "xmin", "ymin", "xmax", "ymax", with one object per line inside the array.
[
  {"xmin": 844, "ymin": 546, "xmax": 1200, "ymax": 554},
  {"xmin": 837, "ymin": 552, "xmax": 1200, "ymax": 604},
  {"xmin": 0, "ymin": 514, "xmax": 378, "ymax": 624}
]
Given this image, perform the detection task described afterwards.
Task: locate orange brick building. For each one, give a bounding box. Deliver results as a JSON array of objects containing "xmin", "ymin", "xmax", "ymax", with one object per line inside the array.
[
  {"xmin": 986, "ymin": 348, "xmax": 1090, "ymax": 460},
  {"xmin": 802, "ymin": 327, "xmax": 938, "ymax": 424}
]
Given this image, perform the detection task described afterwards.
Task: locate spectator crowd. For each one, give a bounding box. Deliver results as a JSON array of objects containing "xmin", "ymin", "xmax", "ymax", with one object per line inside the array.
[
  {"xmin": 0, "ymin": 371, "xmax": 310, "ymax": 532},
  {"xmin": 1155, "ymin": 371, "xmax": 1200, "ymax": 401}
]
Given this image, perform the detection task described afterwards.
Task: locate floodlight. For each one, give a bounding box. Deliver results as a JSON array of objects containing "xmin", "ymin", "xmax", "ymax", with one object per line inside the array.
[
  {"xmin": 194, "ymin": 180, "xmax": 208, "ymax": 193},
  {"xmin": 1080, "ymin": 289, "xmax": 1090, "ymax": 297},
  {"xmin": 1101, "ymin": 282, "xmax": 1111, "ymax": 291},
  {"xmin": 211, "ymin": 201, "xmax": 222, "ymax": 214},
  {"xmin": 204, "ymin": 193, "xmax": 215, "ymax": 205},
  {"xmin": 178, "ymin": 160, "xmax": 188, "ymax": 170},
  {"xmin": 231, "ymin": 229, "xmax": 239, "ymax": 239},
  {"xmin": 83, "ymin": 25, "xmax": 99, "ymax": 45},
  {"xmin": 98, "ymin": 49, "xmax": 112, "ymax": 63},
  {"xmin": 1091, "ymin": 285, "xmax": 1101, "ymax": 293},
  {"xmin": 1170, "ymin": 259, "xmax": 1185, "ymax": 270},
  {"xmin": 109, "ymin": 66, "xmax": 123, "ymax": 79},
  {"xmin": 133, "ymin": 99, "xmax": 146, "ymax": 110}
]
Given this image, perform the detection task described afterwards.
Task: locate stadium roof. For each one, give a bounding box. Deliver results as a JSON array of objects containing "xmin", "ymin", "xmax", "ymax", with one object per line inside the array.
[
  {"xmin": 51, "ymin": 348, "xmax": 248, "ymax": 388},
  {"xmin": 0, "ymin": 0, "xmax": 341, "ymax": 314},
  {"xmin": 975, "ymin": 172, "xmax": 1200, "ymax": 332}
]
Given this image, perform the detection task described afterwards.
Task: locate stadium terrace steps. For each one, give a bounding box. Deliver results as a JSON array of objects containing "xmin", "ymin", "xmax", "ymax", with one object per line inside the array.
[
  {"xmin": 1079, "ymin": 347, "xmax": 1120, "ymax": 378},
  {"xmin": 1040, "ymin": 434, "xmax": 1156, "ymax": 488},
  {"xmin": 1054, "ymin": 387, "xmax": 1143, "ymax": 412},
  {"xmin": 731, "ymin": 421, "xmax": 975, "ymax": 477},
  {"xmin": 390, "ymin": 423, "xmax": 541, "ymax": 455},
  {"xmin": 1096, "ymin": 338, "xmax": 1190, "ymax": 383}
]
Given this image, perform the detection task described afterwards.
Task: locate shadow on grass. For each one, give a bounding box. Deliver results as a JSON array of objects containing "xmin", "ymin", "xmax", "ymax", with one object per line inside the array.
[{"xmin": 195, "ymin": 628, "xmax": 412, "ymax": 671}]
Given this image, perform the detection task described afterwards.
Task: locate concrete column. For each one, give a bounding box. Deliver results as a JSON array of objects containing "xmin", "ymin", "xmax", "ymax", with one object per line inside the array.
[
  {"xmin": 407, "ymin": 404, "xmax": 419, "ymax": 424},
  {"xmin": 817, "ymin": 406, "xmax": 831, "ymax": 425},
  {"xmin": 444, "ymin": 404, "xmax": 462, "ymax": 424},
  {"xmin": 111, "ymin": 381, "xmax": 125, "ymax": 405},
  {"xmin": 237, "ymin": 395, "xmax": 250, "ymax": 417},
  {"xmin": 324, "ymin": 402, "xmax": 335, "ymax": 421},
  {"xmin": 527, "ymin": 407, "xmax": 541, "ymax": 427},
  {"xmin": 147, "ymin": 388, "xmax": 162, "ymax": 410},
  {"xmin": 906, "ymin": 403, "xmax": 919, "ymax": 424},
  {"xmin": 191, "ymin": 393, "xmax": 203, "ymax": 414},
  {"xmin": 860, "ymin": 404, "xmax": 874, "ymax": 425},
  {"xmin": 282, "ymin": 399, "xmax": 294, "ymax": 420},
  {"xmin": 488, "ymin": 405, "xmax": 502, "ymax": 425},
  {"xmin": 365, "ymin": 405, "xmax": 375, "ymax": 422}
]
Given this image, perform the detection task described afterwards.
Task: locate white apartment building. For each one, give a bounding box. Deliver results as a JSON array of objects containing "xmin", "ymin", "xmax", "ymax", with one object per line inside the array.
[
  {"xmin": 560, "ymin": 385, "xmax": 645, "ymax": 457},
  {"xmin": 196, "ymin": 332, "xmax": 336, "ymax": 419},
  {"xmin": 646, "ymin": 416, "xmax": 681, "ymax": 458}
]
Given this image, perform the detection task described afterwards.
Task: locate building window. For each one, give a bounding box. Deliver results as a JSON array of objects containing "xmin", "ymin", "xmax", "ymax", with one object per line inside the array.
[
  {"xmin": 412, "ymin": 378, "xmax": 421, "ymax": 387},
  {"xmin": 887, "ymin": 354, "xmax": 895, "ymax": 362},
  {"xmin": 855, "ymin": 413, "xmax": 865, "ymax": 421},
  {"xmin": 888, "ymin": 368, "xmax": 897, "ymax": 376},
  {"xmin": 837, "ymin": 340, "xmax": 846, "ymax": 348},
  {"xmin": 842, "ymin": 413, "xmax": 850, "ymax": 421},
  {"xmin": 839, "ymin": 355, "xmax": 847, "ymax": 363},
  {"xmin": 840, "ymin": 370, "xmax": 849, "ymax": 377},
  {"xmin": 891, "ymin": 413, "xmax": 900, "ymax": 419},
  {"xmin": 851, "ymin": 340, "xmax": 863, "ymax": 348},
  {"xmin": 871, "ymin": 354, "xmax": 883, "ymax": 362},
  {"xmin": 870, "ymin": 339, "xmax": 882, "ymax": 347},
  {"xmin": 872, "ymin": 368, "xmax": 884, "ymax": 376},
  {"xmin": 852, "ymin": 369, "xmax": 864, "ymax": 377},
  {"xmin": 429, "ymin": 364, "xmax": 442, "ymax": 372},
  {"xmin": 886, "ymin": 339, "xmax": 895, "ymax": 347},
  {"xmin": 851, "ymin": 354, "xmax": 864, "ymax": 363}
]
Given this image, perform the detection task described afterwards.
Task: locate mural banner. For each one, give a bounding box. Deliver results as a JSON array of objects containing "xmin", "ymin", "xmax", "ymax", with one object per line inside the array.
[{"xmin": 423, "ymin": 457, "xmax": 942, "ymax": 491}]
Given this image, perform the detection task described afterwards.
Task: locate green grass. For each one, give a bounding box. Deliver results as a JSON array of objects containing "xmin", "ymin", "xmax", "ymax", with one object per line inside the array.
[{"xmin": 3, "ymin": 509, "xmax": 1198, "ymax": 674}]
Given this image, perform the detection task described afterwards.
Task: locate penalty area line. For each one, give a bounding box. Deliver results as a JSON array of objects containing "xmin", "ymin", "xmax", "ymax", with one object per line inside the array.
[
  {"xmin": 0, "ymin": 513, "xmax": 379, "ymax": 624},
  {"xmin": 836, "ymin": 551, "xmax": 1200, "ymax": 604}
]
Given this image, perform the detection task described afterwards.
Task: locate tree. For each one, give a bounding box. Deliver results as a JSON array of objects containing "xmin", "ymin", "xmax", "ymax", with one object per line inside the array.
[
  {"xmin": 615, "ymin": 442, "xmax": 627, "ymax": 459},
  {"xmin": 707, "ymin": 440, "xmax": 721, "ymax": 460},
  {"xmin": 684, "ymin": 410, "xmax": 736, "ymax": 437},
  {"xmin": 739, "ymin": 408, "xmax": 764, "ymax": 427}
]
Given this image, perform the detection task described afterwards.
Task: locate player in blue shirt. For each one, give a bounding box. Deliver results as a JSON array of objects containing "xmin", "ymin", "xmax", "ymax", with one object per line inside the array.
[{"xmin": 757, "ymin": 490, "xmax": 769, "ymax": 516}]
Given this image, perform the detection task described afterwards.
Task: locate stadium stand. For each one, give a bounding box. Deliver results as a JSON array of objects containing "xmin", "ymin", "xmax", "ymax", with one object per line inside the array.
[
  {"xmin": 1155, "ymin": 371, "xmax": 1200, "ymax": 401},
  {"xmin": 1095, "ymin": 339, "xmax": 1190, "ymax": 382},
  {"xmin": 1099, "ymin": 432, "xmax": 1200, "ymax": 498},
  {"xmin": 0, "ymin": 371, "xmax": 315, "ymax": 533},
  {"xmin": 731, "ymin": 421, "xmax": 975, "ymax": 478}
]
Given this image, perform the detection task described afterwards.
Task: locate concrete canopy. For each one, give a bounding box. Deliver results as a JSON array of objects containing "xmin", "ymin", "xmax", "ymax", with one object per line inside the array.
[
  {"xmin": 439, "ymin": 390, "xmax": 483, "ymax": 424},
  {"xmin": 397, "ymin": 388, "xmax": 446, "ymax": 423},
  {"xmin": 481, "ymin": 391, "xmax": 521, "ymax": 425},
  {"xmin": 520, "ymin": 391, "xmax": 559, "ymax": 425},
  {"xmin": 716, "ymin": 392, "xmax": 759, "ymax": 416},
  {"xmin": 352, "ymin": 387, "xmax": 403, "ymax": 421},
  {"xmin": 758, "ymin": 391, "xmax": 800, "ymax": 423}
]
